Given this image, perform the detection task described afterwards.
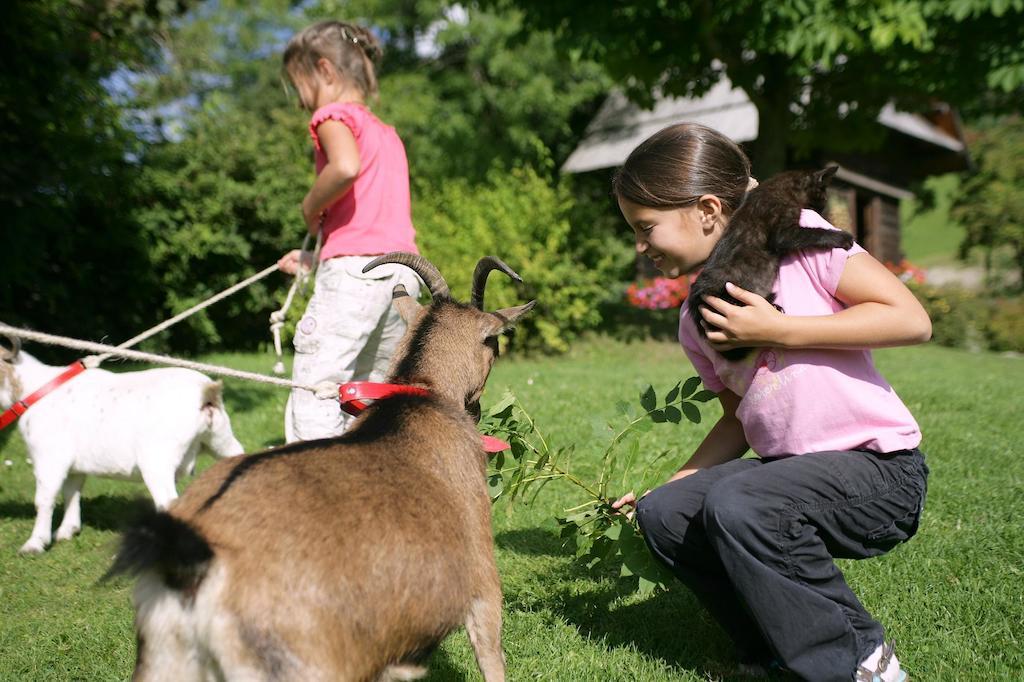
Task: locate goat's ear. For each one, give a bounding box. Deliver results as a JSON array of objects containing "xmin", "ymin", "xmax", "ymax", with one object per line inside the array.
[
  {"xmin": 481, "ymin": 300, "xmax": 537, "ymax": 339},
  {"xmin": 391, "ymin": 284, "xmax": 422, "ymax": 323}
]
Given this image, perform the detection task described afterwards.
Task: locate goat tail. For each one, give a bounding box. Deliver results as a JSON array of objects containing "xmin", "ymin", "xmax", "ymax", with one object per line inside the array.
[
  {"xmin": 103, "ymin": 506, "xmax": 214, "ymax": 592},
  {"xmin": 200, "ymin": 380, "xmax": 225, "ymax": 410}
]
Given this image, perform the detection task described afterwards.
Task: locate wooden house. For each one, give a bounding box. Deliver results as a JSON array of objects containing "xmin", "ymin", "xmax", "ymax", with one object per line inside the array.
[{"xmin": 563, "ymin": 79, "xmax": 970, "ymax": 265}]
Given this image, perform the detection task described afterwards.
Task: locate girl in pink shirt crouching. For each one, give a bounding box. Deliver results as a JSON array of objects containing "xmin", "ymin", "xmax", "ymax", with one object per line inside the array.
[
  {"xmin": 612, "ymin": 123, "xmax": 930, "ymax": 682},
  {"xmin": 277, "ymin": 21, "xmax": 421, "ymax": 442}
]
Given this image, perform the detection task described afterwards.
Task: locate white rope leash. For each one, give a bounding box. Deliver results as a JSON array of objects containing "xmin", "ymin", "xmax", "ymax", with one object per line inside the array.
[
  {"xmin": 90, "ymin": 262, "xmax": 282, "ymax": 365},
  {"xmin": 0, "ymin": 323, "xmax": 339, "ymax": 401},
  {"xmin": 269, "ymin": 231, "xmax": 321, "ymax": 375}
]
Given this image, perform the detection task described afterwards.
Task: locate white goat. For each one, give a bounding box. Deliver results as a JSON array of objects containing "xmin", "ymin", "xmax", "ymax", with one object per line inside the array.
[{"xmin": 0, "ymin": 338, "xmax": 245, "ymax": 554}]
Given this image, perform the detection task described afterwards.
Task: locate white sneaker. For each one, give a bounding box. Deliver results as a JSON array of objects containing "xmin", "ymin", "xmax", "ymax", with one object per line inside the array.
[{"xmin": 855, "ymin": 641, "xmax": 907, "ymax": 682}]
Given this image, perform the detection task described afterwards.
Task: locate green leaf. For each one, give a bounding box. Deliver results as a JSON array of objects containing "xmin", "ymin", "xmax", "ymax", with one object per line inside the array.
[
  {"xmin": 680, "ymin": 402, "xmax": 702, "ymax": 424},
  {"xmin": 486, "ymin": 390, "xmax": 517, "ymax": 417},
  {"xmin": 664, "ymin": 381, "xmax": 681, "ymax": 404},
  {"xmin": 640, "ymin": 385, "xmax": 657, "ymax": 412},
  {"xmin": 691, "ymin": 389, "xmax": 717, "ymax": 403},
  {"xmin": 664, "ymin": 405, "xmax": 681, "ymax": 423},
  {"xmin": 616, "ymin": 399, "xmax": 633, "ymax": 416},
  {"xmin": 487, "ymin": 473, "xmax": 504, "ymax": 500},
  {"xmin": 533, "ymin": 450, "xmax": 550, "ymax": 470},
  {"xmin": 650, "ymin": 409, "xmax": 666, "ymax": 423},
  {"xmin": 637, "ymin": 575, "xmax": 659, "ymax": 597},
  {"xmin": 680, "ymin": 376, "xmax": 702, "ymax": 399}
]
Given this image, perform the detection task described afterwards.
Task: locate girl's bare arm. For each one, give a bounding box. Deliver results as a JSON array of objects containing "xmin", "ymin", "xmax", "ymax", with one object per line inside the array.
[
  {"xmin": 301, "ymin": 119, "xmax": 361, "ymax": 234},
  {"xmin": 666, "ymin": 388, "xmax": 748, "ymax": 482}
]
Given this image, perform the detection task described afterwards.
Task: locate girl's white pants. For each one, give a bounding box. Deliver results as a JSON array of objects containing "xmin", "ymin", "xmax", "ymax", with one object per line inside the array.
[{"xmin": 285, "ymin": 256, "xmax": 421, "ymax": 443}]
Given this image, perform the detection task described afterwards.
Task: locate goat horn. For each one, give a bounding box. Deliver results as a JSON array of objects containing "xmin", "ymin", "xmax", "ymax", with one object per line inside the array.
[
  {"xmin": 363, "ymin": 252, "xmax": 450, "ymax": 300},
  {"xmin": 0, "ymin": 333, "xmax": 21, "ymax": 361},
  {"xmin": 471, "ymin": 257, "xmax": 522, "ymax": 310}
]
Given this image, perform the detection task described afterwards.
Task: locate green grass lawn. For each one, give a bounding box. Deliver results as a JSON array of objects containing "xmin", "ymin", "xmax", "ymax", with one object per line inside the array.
[{"xmin": 1, "ymin": 340, "xmax": 1022, "ymax": 680}]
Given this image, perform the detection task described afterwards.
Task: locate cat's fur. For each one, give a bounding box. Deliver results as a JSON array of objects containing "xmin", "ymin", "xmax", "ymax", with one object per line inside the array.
[{"xmin": 688, "ymin": 166, "xmax": 853, "ymax": 361}]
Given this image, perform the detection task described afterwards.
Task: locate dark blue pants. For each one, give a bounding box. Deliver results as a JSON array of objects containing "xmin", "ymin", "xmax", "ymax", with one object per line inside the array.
[{"xmin": 636, "ymin": 449, "xmax": 928, "ymax": 682}]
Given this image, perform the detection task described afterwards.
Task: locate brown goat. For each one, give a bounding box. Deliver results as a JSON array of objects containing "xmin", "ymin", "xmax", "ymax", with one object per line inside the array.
[{"xmin": 106, "ymin": 253, "xmax": 535, "ymax": 682}]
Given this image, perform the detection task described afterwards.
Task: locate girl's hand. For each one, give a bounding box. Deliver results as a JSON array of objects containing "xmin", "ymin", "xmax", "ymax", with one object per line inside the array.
[
  {"xmin": 277, "ymin": 249, "xmax": 313, "ymax": 276},
  {"xmin": 699, "ymin": 282, "xmax": 786, "ymax": 351},
  {"xmin": 611, "ymin": 490, "xmax": 650, "ymax": 521}
]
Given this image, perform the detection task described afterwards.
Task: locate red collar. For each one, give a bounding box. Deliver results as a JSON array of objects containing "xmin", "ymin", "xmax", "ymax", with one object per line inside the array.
[
  {"xmin": 0, "ymin": 360, "xmax": 88, "ymax": 431},
  {"xmin": 338, "ymin": 381, "xmax": 509, "ymax": 453}
]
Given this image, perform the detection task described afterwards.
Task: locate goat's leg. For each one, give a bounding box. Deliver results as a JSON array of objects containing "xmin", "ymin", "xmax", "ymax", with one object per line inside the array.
[
  {"xmin": 465, "ymin": 587, "xmax": 506, "ymax": 682},
  {"xmin": 138, "ymin": 463, "xmax": 178, "ymax": 511},
  {"xmin": 19, "ymin": 463, "xmax": 66, "ymax": 554},
  {"xmin": 54, "ymin": 473, "xmax": 86, "ymax": 542}
]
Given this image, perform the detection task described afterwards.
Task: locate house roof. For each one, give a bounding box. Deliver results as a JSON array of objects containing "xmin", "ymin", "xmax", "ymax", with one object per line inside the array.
[{"xmin": 563, "ymin": 78, "xmax": 966, "ymax": 174}]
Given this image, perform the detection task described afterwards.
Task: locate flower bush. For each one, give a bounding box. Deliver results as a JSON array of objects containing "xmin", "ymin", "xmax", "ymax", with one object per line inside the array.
[{"xmin": 625, "ymin": 276, "xmax": 691, "ymax": 310}]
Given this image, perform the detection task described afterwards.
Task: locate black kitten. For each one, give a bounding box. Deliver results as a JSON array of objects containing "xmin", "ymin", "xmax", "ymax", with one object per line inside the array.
[{"xmin": 688, "ymin": 166, "xmax": 853, "ymax": 361}]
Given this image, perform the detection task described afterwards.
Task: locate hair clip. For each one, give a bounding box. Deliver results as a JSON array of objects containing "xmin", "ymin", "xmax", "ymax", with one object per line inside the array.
[{"xmin": 339, "ymin": 26, "xmax": 360, "ymax": 45}]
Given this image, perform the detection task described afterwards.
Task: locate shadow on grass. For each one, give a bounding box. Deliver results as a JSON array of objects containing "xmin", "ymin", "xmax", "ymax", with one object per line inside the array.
[
  {"xmin": 423, "ymin": 647, "xmax": 468, "ymax": 681},
  {"xmin": 497, "ymin": 526, "xmax": 790, "ymax": 681},
  {"xmin": 0, "ymin": 495, "xmax": 153, "ymax": 534},
  {"xmin": 494, "ymin": 527, "xmax": 565, "ymax": 556}
]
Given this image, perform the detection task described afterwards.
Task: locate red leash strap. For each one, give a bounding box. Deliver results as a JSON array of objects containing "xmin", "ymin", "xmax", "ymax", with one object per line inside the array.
[
  {"xmin": 338, "ymin": 381, "xmax": 431, "ymax": 416},
  {"xmin": 337, "ymin": 381, "xmax": 510, "ymax": 453},
  {"xmin": 0, "ymin": 360, "xmax": 88, "ymax": 431}
]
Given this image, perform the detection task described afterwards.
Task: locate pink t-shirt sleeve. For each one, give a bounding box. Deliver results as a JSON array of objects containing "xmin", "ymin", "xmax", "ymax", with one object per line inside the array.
[
  {"xmin": 678, "ymin": 310, "xmax": 726, "ymax": 392},
  {"xmin": 309, "ymin": 102, "xmax": 364, "ymax": 152},
  {"xmin": 797, "ymin": 209, "xmax": 867, "ymax": 297}
]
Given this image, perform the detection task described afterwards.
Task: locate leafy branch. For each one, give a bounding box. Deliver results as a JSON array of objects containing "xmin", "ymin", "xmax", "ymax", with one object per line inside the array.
[{"xmin": 481, "ymin": 377, "xmax": 715, "ymax": 596}]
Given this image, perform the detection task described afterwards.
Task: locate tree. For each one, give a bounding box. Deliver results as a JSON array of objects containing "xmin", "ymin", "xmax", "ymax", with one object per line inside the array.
[
  {"xmin": 502, "ymin": 0, "xmax": 1024, "ymax": 175},
  {"xmin": 951, "ymin": 116, "xmax": 1024, "ymax": 286},
  {"xmin": 0, "ymin": 1, "xmax": 193, "ymax": 353},
  {"xmin": 124, "ymin": 0, "xmax": 624, "ymax": 351}
]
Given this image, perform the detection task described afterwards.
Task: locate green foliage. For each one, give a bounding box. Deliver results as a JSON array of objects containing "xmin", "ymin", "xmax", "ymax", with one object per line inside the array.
[
  {"xmin": 907, "ymin": 282, "xmax": 988, "ymax": 349},
  {"xmin": 505, "ymin": 0, "xmax": 1024, "ymax": 172},
  {"xmin": 0, "ymin": 1, "xmax": 192, "ymax": 358},
  {"xmin": 984, "ymin": 297, "xmax": 1024, "ymax": 352},
  {"xmin": 951, "ymin": 116, "xmax": 1024, "ymax": 285},
  {"xmin": 482, "ymin": 378, "xmax": 716, "ymax": 595},
  {"xmin": 317, "ymin": 0, "xmax": 611, "ymax": 179},
  {"xmin": 415, "ymin": 166, "xmax": 624, "ymax": 352},
  {"xmin": 133, "ymin": 100, "xmax": 312, "ymax": 351}
]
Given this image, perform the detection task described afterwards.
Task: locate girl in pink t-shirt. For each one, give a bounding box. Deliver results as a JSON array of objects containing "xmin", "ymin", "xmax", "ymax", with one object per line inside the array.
[
  {"xmin": 611, "ymin": 123, "xmax": 930, "ymax": 682},
  {"xmin": 277, "ymin": 21, "xmax": 421, "ymax": 442}
]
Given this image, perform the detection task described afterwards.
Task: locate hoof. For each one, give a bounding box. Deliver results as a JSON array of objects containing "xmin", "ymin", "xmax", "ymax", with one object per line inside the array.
[
  {"xmin": 55, "ymin": 526, "xmax": 81, "ymax": 542},
  {"xmin": 18, "ymin": 539, "xmax": 47, "ymax": 555}
]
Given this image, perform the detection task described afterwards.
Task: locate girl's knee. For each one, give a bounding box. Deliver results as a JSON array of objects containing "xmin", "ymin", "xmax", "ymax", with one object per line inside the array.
[{"xmin": 702, "ymin": 480, "xmax": 765, "ymax": 535}]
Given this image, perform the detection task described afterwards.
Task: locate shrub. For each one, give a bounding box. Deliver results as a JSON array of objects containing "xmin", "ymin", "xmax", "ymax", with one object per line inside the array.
[
  {"xmin": 984, "ymin": 298, "xmax": 1024, "ymax": 352},
  {"xmin": 907, "ymin": 282, "xmax": 989, "ymax": 350},
  {"xmin": 414, "ymin": 166, "xmax": 626, "ymax": 353}
]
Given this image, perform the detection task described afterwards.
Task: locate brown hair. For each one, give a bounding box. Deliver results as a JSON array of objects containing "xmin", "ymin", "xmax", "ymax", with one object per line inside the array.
[
  {"xmin": 612, "ymin": 123, "xmax": 752, "ymax": 215},
  {"xmin": 283, "ymin": 21, "xmax": 383, "ymax": 101}
]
